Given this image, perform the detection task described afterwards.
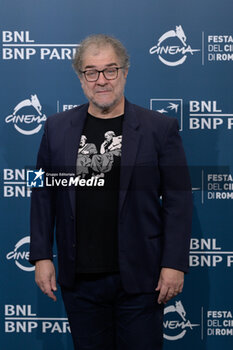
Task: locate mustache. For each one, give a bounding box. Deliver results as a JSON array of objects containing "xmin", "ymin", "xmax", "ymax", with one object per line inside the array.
[{"xmin": 95, "ymin": 89, "xmax": 112, "ymax": 92}]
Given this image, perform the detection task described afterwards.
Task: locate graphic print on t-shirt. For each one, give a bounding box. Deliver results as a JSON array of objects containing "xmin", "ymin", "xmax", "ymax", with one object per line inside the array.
[{"xmin": 76, "ymin": 131, "xmax": 122, "ymax": 178}]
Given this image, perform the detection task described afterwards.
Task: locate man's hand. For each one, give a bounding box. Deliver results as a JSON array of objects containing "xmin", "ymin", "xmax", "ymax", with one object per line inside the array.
[
  {"xmin": 35, "ymin": 259, "xmax": 57, "ymax": 301},
  {"xmin": 155, "ymin": 267, "xmax": 184, "ymax": 304}
]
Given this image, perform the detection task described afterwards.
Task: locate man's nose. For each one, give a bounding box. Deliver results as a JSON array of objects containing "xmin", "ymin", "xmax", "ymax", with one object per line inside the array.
[{"xmin": 96, "ymin": 71, "xmax": 108, "ymax": 84}]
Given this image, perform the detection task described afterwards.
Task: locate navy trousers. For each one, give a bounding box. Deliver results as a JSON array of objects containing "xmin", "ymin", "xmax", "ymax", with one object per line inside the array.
[{"xmin": 61, "ymin": 272, "xmax": 164, "ymax": 350}]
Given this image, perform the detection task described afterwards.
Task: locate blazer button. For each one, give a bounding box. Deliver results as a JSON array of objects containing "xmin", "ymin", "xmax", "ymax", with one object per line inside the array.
[
  {"xmin": 72, "ymin": 243, "xmax": 76, "ymax": 248},
  {"xmin": 70, "ymin": 215, "xmax": 74, "ymax": 220}
]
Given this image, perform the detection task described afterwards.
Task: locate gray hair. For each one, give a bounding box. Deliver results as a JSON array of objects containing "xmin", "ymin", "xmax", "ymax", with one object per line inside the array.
[{"xmin": 72, "ymin": 34, "xmax": 130, "ymax": 76}]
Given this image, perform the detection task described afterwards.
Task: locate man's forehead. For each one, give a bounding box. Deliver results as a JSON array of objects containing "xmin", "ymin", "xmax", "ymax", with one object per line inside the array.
[{"xmin": 82, "ymin": 44, "xmax": 120, "ymax": 68}]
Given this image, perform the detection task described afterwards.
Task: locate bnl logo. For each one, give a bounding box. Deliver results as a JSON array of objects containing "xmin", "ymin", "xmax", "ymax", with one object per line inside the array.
[
  {"xmin": 150, "ymin": 99, "xmax": 183, "ymax": 131},
  {"xmin": 27, "ymin": 169, "xmax": 44, "ymax": 187}
]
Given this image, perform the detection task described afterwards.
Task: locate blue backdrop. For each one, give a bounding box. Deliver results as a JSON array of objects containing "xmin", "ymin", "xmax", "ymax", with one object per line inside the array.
[{"xmin": 1, "ymin": 1, "xmax": 233, "ymax": 349}]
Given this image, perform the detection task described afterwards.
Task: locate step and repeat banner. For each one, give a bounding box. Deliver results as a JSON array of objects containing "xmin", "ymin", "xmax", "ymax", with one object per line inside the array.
[{"xmin": 0, "ymin": 0, "xmax": 232, "ymax": 349}]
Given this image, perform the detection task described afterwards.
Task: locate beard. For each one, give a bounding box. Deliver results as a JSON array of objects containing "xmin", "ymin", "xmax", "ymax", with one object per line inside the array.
[
  {"xmin": 90, "ymin": 95, "xmax": 123, "ymax": 113},
  {"xmin": 82, "ymin": 80, "xmax": 126, "ymax": 114}
]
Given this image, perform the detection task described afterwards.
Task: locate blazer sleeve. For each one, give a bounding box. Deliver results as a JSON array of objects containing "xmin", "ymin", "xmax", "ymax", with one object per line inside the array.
[
  {"xmin": 29, "ymin": 120, "xmax": 56, "ymax": 264},
  {"xmin": 159, "ymin": 118, "xmax": 192, "ymax": 273}
]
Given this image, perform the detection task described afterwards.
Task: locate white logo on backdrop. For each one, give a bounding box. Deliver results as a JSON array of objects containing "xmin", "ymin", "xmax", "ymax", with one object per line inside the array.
[
  {"xmin": 163, "ymin": 301, "xmax": 199, "ymax": 340},
  {"xmin": 1, "ymin": 30, "xmax": 78, "ymax": 60},
  {"xmin": 149, "ymin": 25, "xmax": 200, "ymax": 66},
  {"xmin": 5, "ymin": 94, "xmax": 47, "ymax": 135},
  {"xmin": 6, "ymin": 236, "xmax": 34, "ymax": 272},
  {"xmin": 4, "ymin": 304, "xmax": 70, "ymax": 334},
  {"xmin": 150, "ymin": 98, "xmax": 183, "ymax": 131}
]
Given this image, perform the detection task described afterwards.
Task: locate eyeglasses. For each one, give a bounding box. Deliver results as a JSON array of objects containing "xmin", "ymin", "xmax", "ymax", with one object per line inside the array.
[{"xmin": 81, "ymin": 67, "xmax": 124, "ymax": 82}]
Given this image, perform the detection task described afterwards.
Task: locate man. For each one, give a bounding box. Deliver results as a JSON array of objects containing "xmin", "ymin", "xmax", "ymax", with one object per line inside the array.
[
  {"xmin": 77, "ymin": 135, "xmax": 97, "ymax": 176},
  {"xmin": 100, "ymin": 131, "xmax": 122, "ymax": 154},
  {"xmin": 30, "ymin": 34, "xmax": 192, "ymax": 350},
  {"xmin": 90, "ymin": 131, "xmax": 122, "ymax": 177}
]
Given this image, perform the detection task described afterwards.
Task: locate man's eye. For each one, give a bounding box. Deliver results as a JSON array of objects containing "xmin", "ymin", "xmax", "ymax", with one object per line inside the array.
[
  {"xmin": 86, "ymin": 70, "xmax": 97, "ymax": 76},
  {"xmin": 106, "ymin": 69, "xmax": 116, "ymax": 74}
]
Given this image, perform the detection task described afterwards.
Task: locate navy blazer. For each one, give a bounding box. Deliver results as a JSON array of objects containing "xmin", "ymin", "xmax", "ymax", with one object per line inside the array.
[{"xmin": 30, "ymin": 99, "xmax": 192, "ymax": 293}]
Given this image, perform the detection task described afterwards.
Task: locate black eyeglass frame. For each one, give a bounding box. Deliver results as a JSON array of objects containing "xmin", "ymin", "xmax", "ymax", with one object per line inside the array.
[{"xmin": 80, "ymin": 66, "xmax": 125, "ymax": 82}]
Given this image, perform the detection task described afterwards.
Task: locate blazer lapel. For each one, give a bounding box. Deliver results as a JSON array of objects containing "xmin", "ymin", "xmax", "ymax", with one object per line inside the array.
[
  {"xmin": 119, "ymin": 100, "xmax": 141, "ymax": 214},
  {"xmin": 65, "ymin": 104, "xmax": 88, "ymax": 216}
]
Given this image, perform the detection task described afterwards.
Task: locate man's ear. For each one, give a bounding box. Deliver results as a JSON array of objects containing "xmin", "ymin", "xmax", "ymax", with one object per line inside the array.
[
  {"xmin": 123, "ymin": 68, "xmax": 128, "ymax": 79},
  {"xmin": 78, "ymin": 74, "xmax": 85, "ymax": 88}
]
